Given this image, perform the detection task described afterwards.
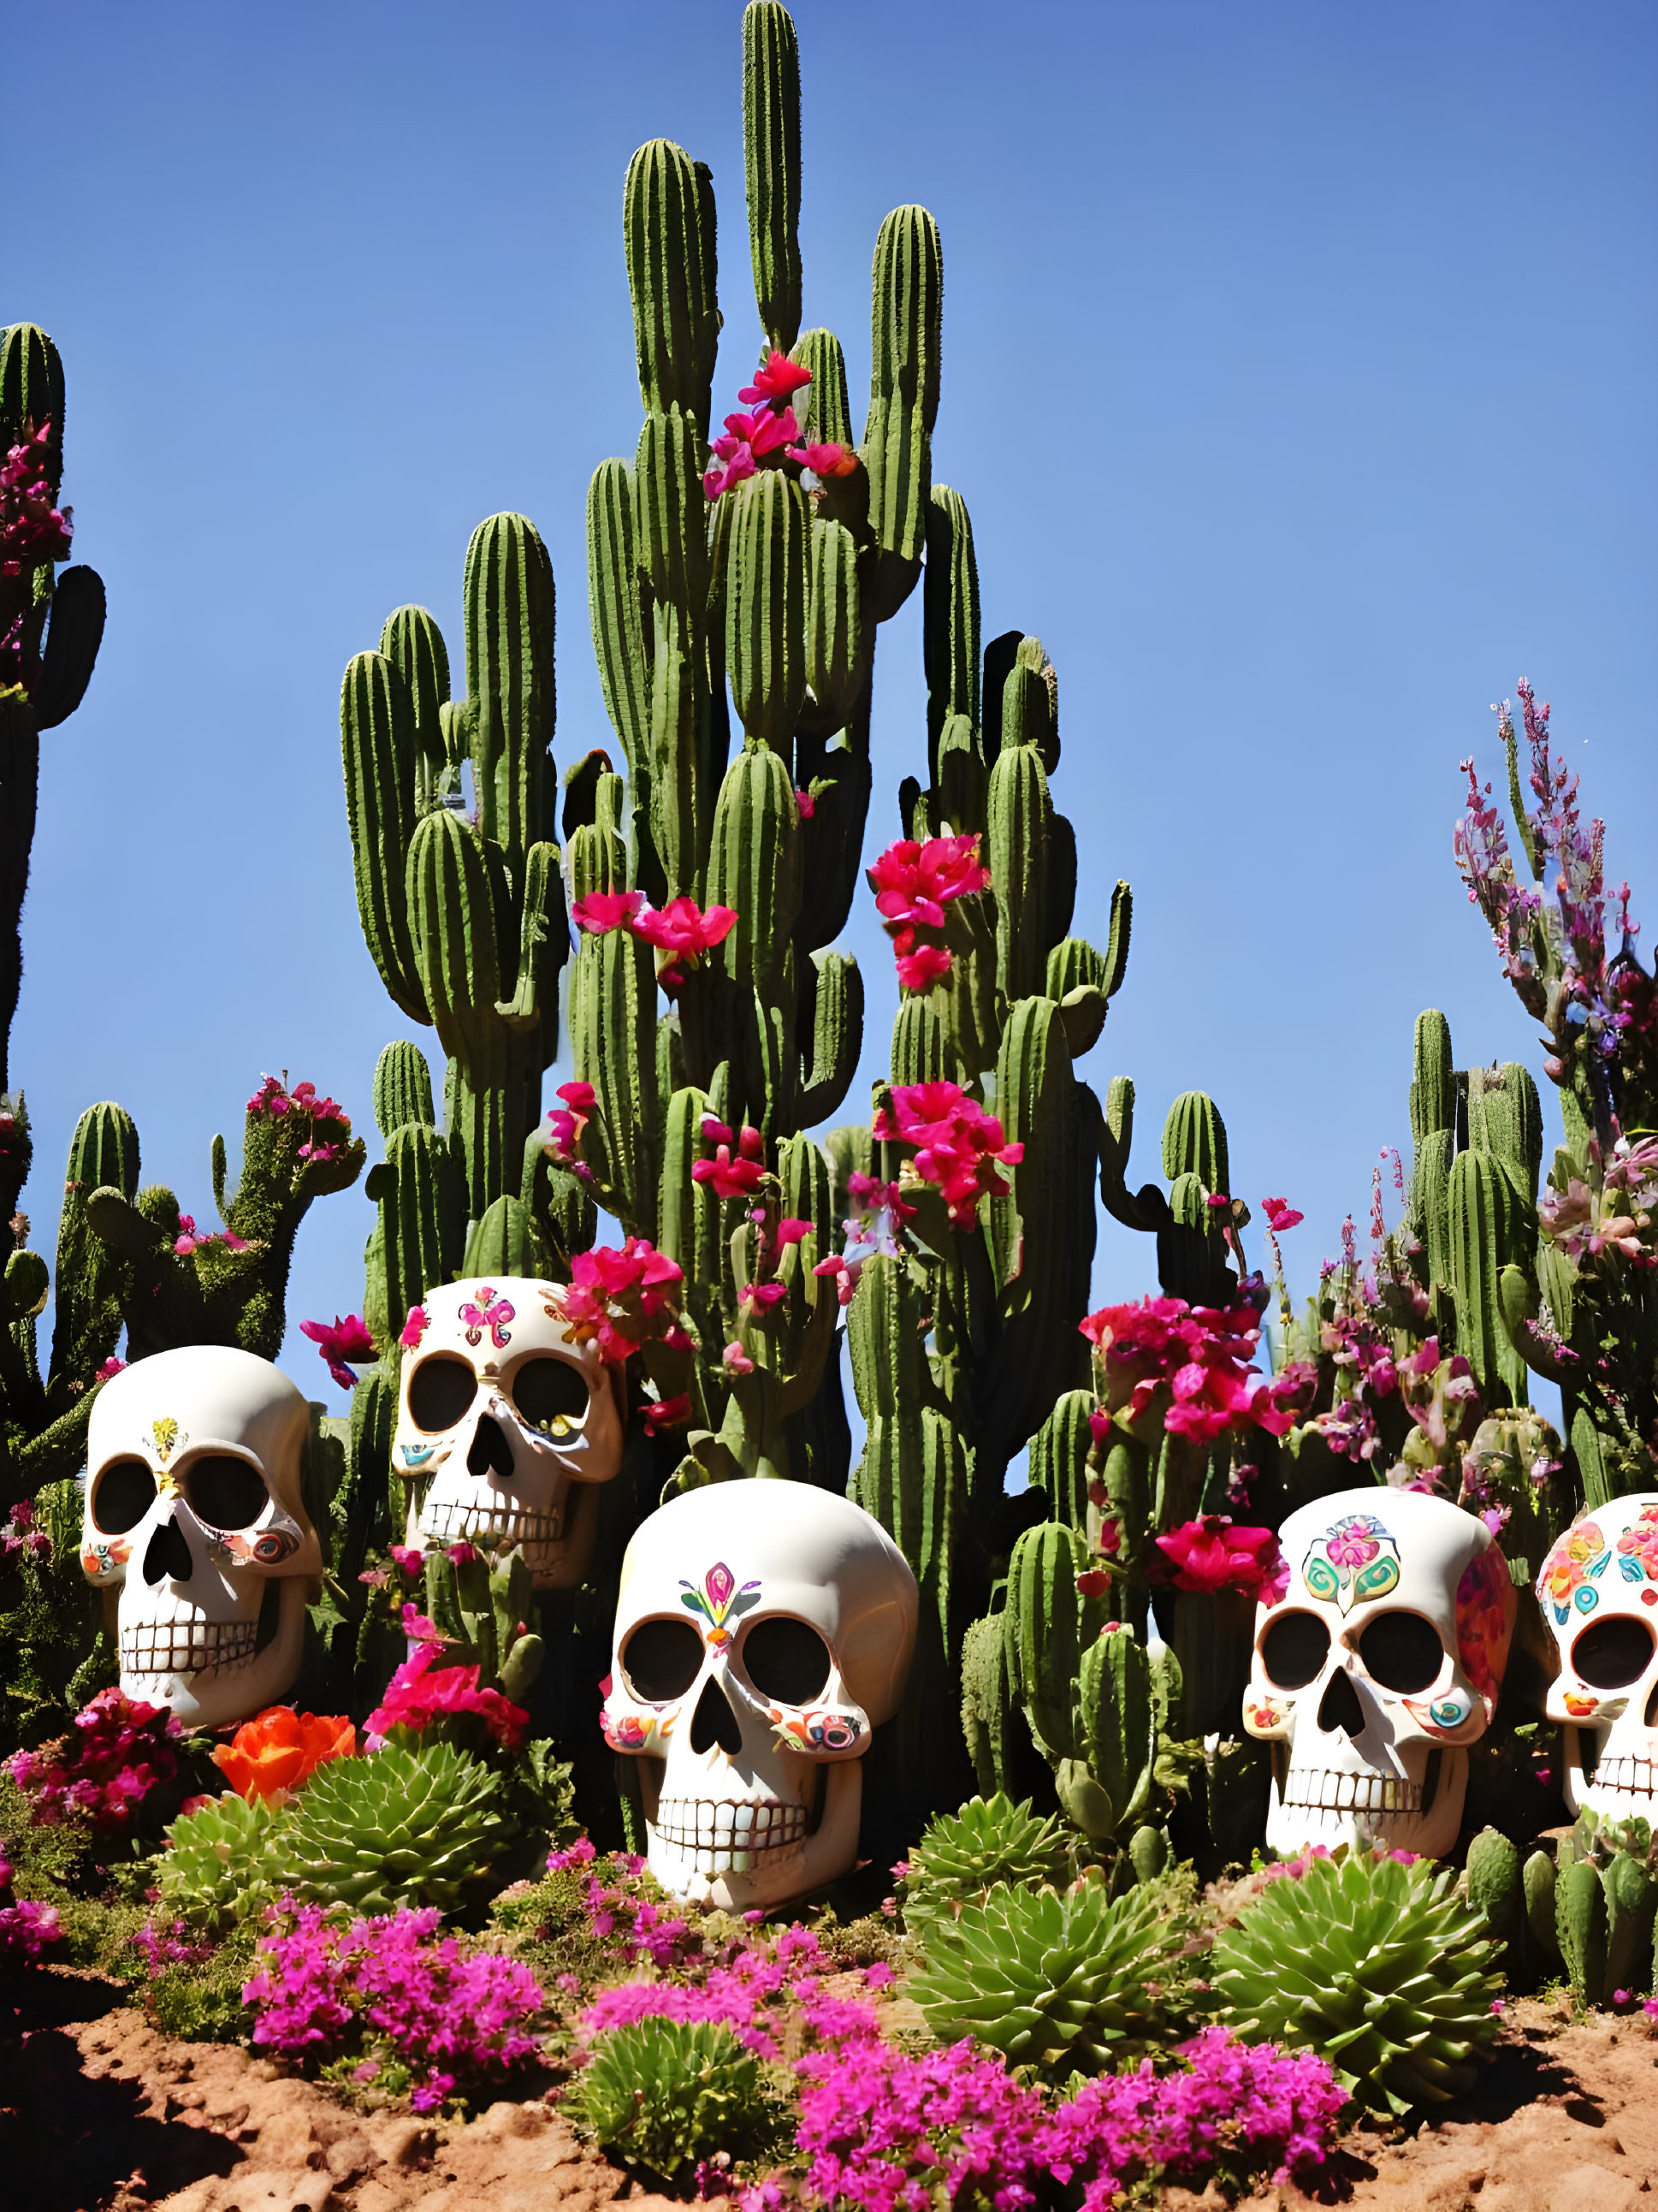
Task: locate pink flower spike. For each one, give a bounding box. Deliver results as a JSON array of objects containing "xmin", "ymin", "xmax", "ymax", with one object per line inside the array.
[{"xmin": 738, "ymin": 350, "xmax": 813, "ymax": 405}]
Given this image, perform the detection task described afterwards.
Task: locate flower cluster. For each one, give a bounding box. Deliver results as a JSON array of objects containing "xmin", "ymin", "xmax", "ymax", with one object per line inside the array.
[
  {"xmin": 702, "ymin": 350, "xmax": 856, "ymax": 503},
  {"xmin": 542, "ymin": 1080, "xmax": 596, "ymax": 1179},
  {"xmin": 553, "ymin": 1236, "xmax": 689, "ymax": 1377},
  {"xmin": 0, "ymin": 420, "xmax": 72, "ymax": 578},
  {"xmin": 366, "ymin": 1640, "xmax": 529, "ymax": 1752},
  {"xmin": 243, "ymin": 1903, "xmax": 546, "ymax": 2112},
  {"xmin": 866, "ymin": 834, "xmax": 992, "ymax": 991},
  {"xmin": 172, "ymin": 1213, "xmax": 248, "ymax": 1260},
  {"xmin": 299, "ymin": 1312, "xmax": 377, "ymax": 1391},
  {"xmin": 813, "ymin": 1174, "xmax": 915, "ymax": 1306},
  {"xmin": 1539, "ymin": 1131, "xmax": 1658, "ymax": 1270},
  {"xmin": 246, "ymin": 1074, "xmax": 355, "ymax": 1166},
  {"xmin": 0, "ymin": 1850, "xmax": 61, "ymax": 1968},
  {"xmin": 7, "ymin": 1687, "xmax": 183, "ymax": 1830},
  {"xmin": 1081, "ymin": 1296, "xmax": 1300, "ymax": 1446},
  {"xmin": 695, "ymin": 1117, "xmax": 768, "ymax": 1201},
  {"xmin": 571, "ymin": 888, "xmax": 737, "ymax": 990},
  {"xmin": 1154, "ymin": 1515, "xmax": 1286, "ymax": 1602},
  {"xmin": 872, "ymin": 1081, "xmax": 1023, "ymax": 1225},
  {"xmin": 576, "ymin": 1850, "xmax": 700, "ymax": 1975},
  {"xmin": 213, "ymin": 1707, "xmax": 357, "ymax": 1803},
  {"xmin": 0, "ymin": 1497, "xmax": 50, "ymax": 1580}
]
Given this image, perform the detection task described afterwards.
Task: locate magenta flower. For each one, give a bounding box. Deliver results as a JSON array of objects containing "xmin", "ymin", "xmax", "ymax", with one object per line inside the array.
[
  {"xmin": 571, "ymin": 889, "xmax": 643, "ymax": 935},
  {"xmin": 399, "ymin": 1305, "xmax": 429, "ymax": 1351},
  {"xmin": 366, "ymin": 1644, "xmax": 529, "ymax": 1751},
  {"xmin": 299, "ymin": 1313, "xmax": 376, "ymax": 1390},
  {"xmin": 896, "ymin": 941, "xmax": 953, "ymax": 992},
  {"xmin": 785, "ymin": 439, "xmax": 857, "ymax": 477},
  {"xmin": 703, "ymin": 442, "xmax": 756, "ymax": 501},
  {"xmin": 739, "ymin": 350, "xmax": 813, "ymax": 405},
  {"xmin": 389, "ymin": 1544, "xmax": 426, "ymax": 1577},
  {"xmin": 1155, "ymin": 1515, "xmax": 1285, "ymax": 1599},
  {"xmin": 631, "ymin": 895, "xmax": 737, "ymax": 987},
  {"xmin": 1261, "ymin": 1196, "xmax": 1304, "ymax": 1232},
  {"xmin": 692, "ymin": 1118, "xmax": 767, "ymax": 1201}
]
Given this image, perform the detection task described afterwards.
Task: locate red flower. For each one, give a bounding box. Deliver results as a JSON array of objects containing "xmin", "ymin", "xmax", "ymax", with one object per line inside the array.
[
  {"xmin": 692, "ymin": 1118, "xmax": 767, "ymax": 1201},
  {"xmin": 299, "ymin": 1314, "xmax": 376, "ymax": 1391},
  {"xmin": 572, "ymin": 890, "xmax": 643, "ymax": 935},
  {"xmin": 739, "ymin": 351, "xmax": 813, "ymax": 405},
  {"xmin": 631, "ymin": 897, "xmax": 737, "ymax": 988},
  {"xmin": 867, "ymin": 834, "xmax": 991, "ymax": 934},
  {"xmin": 213, "ymin": 1707, "xmax": 356, "ymax": 1803},
  {"xmin": 785, "ymin": 440, "xmax": 857, "ymax": 477},
  {"xmin": 718, "ymin": 404, "xmax": 799, "ymax": 459},
  {"xmin": 1154, "ymin": 1515, "xmax": 1284, "ymax": 1599},
  {"xmin": 896, "ymin": 942, "xmax": 953, "ymax": 993},
  {"xmin": 1075, "ymin": 1569, "xmax": 1112, "ymax": 1600},
  {"xmin": 366, "ymin": 1646, "xmax": 528, "ymax": 1752},
  {"xmin": 1261, "ymin": 1196, "xmax": 1304, "ymax": 1233},
  {"xmin": 545, "ymin": 1080, "xmax": 596, "ymax": 1165},
  {"xmin": 873, "ymin": 1081, "xmax": 1022, "ymax": 1225},
  {"xmin": 556, "ymin": 1237, "xmax": 686, "ymax": 1367},
  {"xmin": 643, "ymin": 1394, "xmax": 691, "ymax": 1433},
  {"xmin": 795, "ymin": 787, "xmax": 816, "ymax": 819}
]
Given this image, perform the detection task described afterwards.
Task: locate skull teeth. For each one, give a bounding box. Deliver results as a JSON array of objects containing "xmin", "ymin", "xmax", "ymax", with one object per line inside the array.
[
  {"xmin": 1282, "ymin": 1767, "xmax": 1422, "ymax": 1813},
  {"xmin": 423, "ymin": 1499, "xmax": 564, "ymax": 1545},
  {"xmin": 120, "ymin": 1621, "xmax": 258, "ymax": 1678},
  {"xmin": 650, "ymin": 1796, "xmax": 806, "ymax": 1870},
  {"xmin": 1589, "ymin": 1755, "xmax": 1658, "ymax": 1801}
]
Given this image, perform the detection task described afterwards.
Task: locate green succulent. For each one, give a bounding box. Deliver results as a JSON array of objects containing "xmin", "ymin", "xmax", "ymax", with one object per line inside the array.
[
  {"xmin": 909, "ymin": 1870, "xmax": 1200, "ymax": 2074},
  {"xmin": 1212, "ymin": 1851, "xmax": 1503, "ymax": 2115},
  {"xmin": 567, "ymin": 2019, "xmax": 777, "ymax": 2183},
  {"xmin": 154, "ymin": 1793, "xmax": 290, "ymax": 1936},
  {"xmin": 280, "ymin": 1741, "xmax": 519, "ymax": 1916},
  {"xmin": 903, "ymin": 1792, "xmax": 1071, "ymax": 1943}
]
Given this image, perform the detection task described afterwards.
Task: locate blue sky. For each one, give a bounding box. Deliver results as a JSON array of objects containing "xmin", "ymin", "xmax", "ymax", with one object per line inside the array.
[{"xmin": 10, "ymin": 0, "xmax": 1655, "ymax": 1411}]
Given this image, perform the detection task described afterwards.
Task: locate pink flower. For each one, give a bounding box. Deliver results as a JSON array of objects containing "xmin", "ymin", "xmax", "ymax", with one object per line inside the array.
[
  {"xmin": 556, "ymin": 1238, "xmax": 686, "ymax": 1366},
  {"xmin": 693, "ymin": 1118, "xmax": 767, "ymax": 1201},
  {"xmin": 543, "ymin": 1080, "xmax": 595, "ymax": 1165},
  {"xmin": 299, "ymin": 1313, "xmax": 377, "ymax": 1391},
  {"xmin": 873, "ymin": 1081, "xmax": 1022, "ymax": 1225},
  {"xmin": 366, "ymin": 1645, "xmax": 529, "ymax": 1750},
  {"xmin": 399, "ymin": 1306, "xmax": 429, "ymax": 1351},
  {"xmin": 572, "ymin": 889, "xmax": 643, "ymax": 935},
  {"xmin": 445, "ymin": 1542, "xmax": 479, "ymax": 1566},
  {"xmin": 703, "ymin": 443, "xmax": 756, "ymax": 501},
  {"xmin": 1261, "ymin": 1196, "xmax": 1304, "ymax": 1232},
  {"xmin": 722, "ymin": 1341, "xmax": 756, "ymax": 1375},
  {"xmin": 741, "ymin": 1281, "xmax": 788, "ymax": 1313},
  {"xmin": 1155, "ymin": 1515, "xmax": 1285, "ymax": 1598},
  {"xmin": 795, "ymin": 786, "xmax": 816, "ymax": 819},
  {"xmin": 739, "ymin": 351, "xmax": 813, "ymax": 405},
  {"xmin": 719, "ymin": 403, "xmax": 799, "ymax": 459},
  {"xmin": 631, "ymin": 896, "xmax": 737, "ymax": 988},
  {"xmin": 896, "ymin": 942, "xmax": 953, "ymax": 993},
  {"xmin": 867, "ymin": 834, "xmax": 991, "ymax": 934},
  {"xmin": 95, "ymin": 1356, "xmax": 127, "ymax": 1381},
  {"xmin": 389, "ymin": 1545, "xmax": 426, "ymax": 1577},
  {"xmin": 785, "ymin": 440, "xmax": 857, "ymax": 477},
  {"xmin": 643, "ymin": 1394, "xmax": 690, "ymax": 1432}
]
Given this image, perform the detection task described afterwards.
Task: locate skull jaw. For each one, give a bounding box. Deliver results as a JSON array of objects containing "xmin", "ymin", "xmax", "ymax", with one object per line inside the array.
[
  {"xmin": 1265, "ymin": 1741, "xmax": 1466, "ymax": 1859},
  {"xmin": 408, "ymin": 1476, "xmax": 598, "ymax": 1590},
  {"xmin": 1564, "ymin": 1723, "xmax": 1658, "ymax": 1824},
  {"xmin": 117, "ymin": 1575, "xmax": 307, "ymax": 1729},
  {"xmin": 642, "ymin": 1759, "xmax": 862, "ymax": 1910}
]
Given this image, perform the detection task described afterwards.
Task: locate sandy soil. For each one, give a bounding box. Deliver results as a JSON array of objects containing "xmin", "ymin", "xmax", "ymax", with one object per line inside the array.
[{"xmin": 4, "ymin": 1972, "xmax": 1656, "ymax": 2211}]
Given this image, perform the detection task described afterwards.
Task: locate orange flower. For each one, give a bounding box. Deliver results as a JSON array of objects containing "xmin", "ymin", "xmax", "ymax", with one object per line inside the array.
[{"xmin": 212, "ymin": 1705, "xmax": 356, "ymax": 1802}]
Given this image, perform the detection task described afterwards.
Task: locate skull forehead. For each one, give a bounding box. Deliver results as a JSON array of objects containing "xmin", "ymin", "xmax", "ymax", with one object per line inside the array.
[
  {"xmin": 414, "ymin": 1276, "xmax": 597, "ymax": 1369},
  {"xmin": 1537, "ymin": 1493, "xmax": 1658, "ymax": 1648},
  {"xmin": 89, "ymin": 1345, "xmax": 309, "ymax": 1470},
  {"xmin": 1275, "ymin": 1486, "xmax": 1491, "ymax": 1640},
  {"xmin": 618, "ymin": 1479, "xmax": 919, "ymax": 1717}
]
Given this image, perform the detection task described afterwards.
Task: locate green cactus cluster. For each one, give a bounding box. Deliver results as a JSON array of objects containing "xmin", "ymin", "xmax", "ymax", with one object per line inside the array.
[
  {"xmin": 899, "ymin": 1790, "xmax": 1071, "ymax": 1943},
  {"xmin": 909, "ymin": 1868, "xmax": 1201, "ymax": 2074},
  {"xmin": 568, "ymin": 2016, "xmax": 777, "ymax": 2184},
  {"xmin": 1536, "ymin": 1809, "xmax": 1658, "ymax": 2008},
  {"xmin": 1212, "ymin": 1850, "xmax": 1504, "ymax": 2114},
  {"xmin": 155, "ymin": 1792, "xmax": 289, "ymax": 1936}
]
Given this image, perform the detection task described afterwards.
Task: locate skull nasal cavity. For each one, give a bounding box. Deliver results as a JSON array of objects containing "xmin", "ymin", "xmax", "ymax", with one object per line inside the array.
[
  {"xmin": 690, "ymin": 1676, "xmax": 743, "ymax": 1757},
  {"xmin": 467, "ymin": 1414, "xmax": 515, "ymax": 1480},
  {"xmin": 1317, "ymin": 1667, "xmax": 1365, "ymax": 1741},
  {"xmin": 143, "ymin": 1514, "xmax": 193, "ymax": 1587}
]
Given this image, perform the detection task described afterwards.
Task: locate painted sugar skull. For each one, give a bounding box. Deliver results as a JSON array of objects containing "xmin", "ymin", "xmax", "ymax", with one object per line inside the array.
[
  {"xmin": 1537, "ymin": 1494, "xmax": 1658, "ymax": 1823},
  {"xmin": 602, "ymin": 1480, "xmax": 918, "ymax": 1908},
  {"xmin": 80, "ymin": 1346, "xmax": 317, "ymax": 1728},
  {"xmin": 1242, "ymin": 1487, "xmax": 1515, "ymax": 1858},
  {"xmin": 395, "ymin": 1278, "xmax": 624, "ymax": 1588}
]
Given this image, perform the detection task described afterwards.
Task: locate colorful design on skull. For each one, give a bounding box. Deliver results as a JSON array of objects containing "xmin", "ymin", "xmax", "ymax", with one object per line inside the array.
[
  {"xmin": 603, "ymin": 1711, "xmax": 652, "ymax": 1751},
  {"xmin": 1404, "ymin": 1687, "xmax": 1476, "ymax": 1736},
  {"xmin": 399, "ymin": 1443, "xmax": 436, "ymax": 1468},
  {"xmin": 1301, "ymin": 1515, "xmax": 1400, "ymax": 1613},
  {"xmin": 770, "ymin": 1705, "xmax": 862, "ymax": 1752},
  {"xmin": 459, "ymin": 1285, "xmax": 515, "ymax": 1351},
  {"xmin": 1538, "ymin": 1518, "xmax": 1612, "ymax": 1624},
  {"xmin": 1614, "ymin": 1503, "xmax": 1658, "ymax": 1584},
  {"xmin": 679, "ymin": 1561, "xmax": 762, "ymax": 1651},
  {"xmin": 151, "ymin": 1418, "xmax": 181, "ymax": 1464},
  {"xmin": 1455, "ymin": 1540, "xmax": 1516, "ymax": 1715},
  {"xmin": 1245, "ymin": 1695, "xmax": 1286, "ymax": 1732},
  {"xmin": 219, "ymin": 1527, "xmax": 300, "ymax": 1568},
  {"xmin": 80, "ymin": 1535, "xmax": 131, "ymax": 1583}
]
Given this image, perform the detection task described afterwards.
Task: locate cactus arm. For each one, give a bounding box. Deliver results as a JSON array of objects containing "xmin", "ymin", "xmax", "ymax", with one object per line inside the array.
[
  {"xmin": 742, "ymin": 1, "xmax": 802, "ymax": 353},
  {"xmin": 340, "ymin": 650, "xmax": 427, "ymax": 1024},
  {"xmin": 31, "ymin": 566, "xmax": 105, "ymax": 730},
  {"xmin": 465, "ymin": 512, "xmax": 555, "ymax": 890}
]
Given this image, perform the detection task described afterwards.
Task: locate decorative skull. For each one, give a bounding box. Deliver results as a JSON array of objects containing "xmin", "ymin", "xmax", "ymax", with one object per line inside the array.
[
  {"xmin": 1241, "ymin": 1486, "xmax": 1515, "ymax": 1858},
  {"xmin": 1537, "ymin": 1493, "xmax": 1658, "ymax": 1823},
  {"xmin": 80, "ymin": 1346, "xmax": 318, "ymax": 1729},
  {"xmin": 395, "ymin": 1278, "xmax": 624, "ymax": 1589},
  {"xmin": 602, "ymin": 1479, "xmax": 918, "ymax": 1908}
]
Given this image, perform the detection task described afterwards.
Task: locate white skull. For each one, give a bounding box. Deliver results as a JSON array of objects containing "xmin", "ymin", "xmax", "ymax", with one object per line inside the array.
[
  {"xmin": 80, "ymin": 1346, "xmax": 318, "ymax": 1729},
  {"xmin": 395, "ymin": 1277, "xmax": 624, "ymax": 1589},
  {"xmin": 602, "ymin": 1479, "xmax": 918, "ymax": 1909},
  {"xmin": 1537, "ymin": 1493, "xmax": 1658, "ymax": 1823},
  {"xmin": 1241, "ymin": 1487, "xmax": 1514, "ymax": 1858}
]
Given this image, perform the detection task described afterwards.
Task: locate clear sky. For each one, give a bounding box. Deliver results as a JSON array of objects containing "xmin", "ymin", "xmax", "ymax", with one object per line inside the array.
[{"xmin": 10, "ymin": 0, "xmax": 1655, "ymax": 1413}]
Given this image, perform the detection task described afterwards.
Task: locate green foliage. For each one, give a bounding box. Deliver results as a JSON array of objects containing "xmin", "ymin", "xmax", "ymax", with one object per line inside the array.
[
  {"xmin": 1551, "ymin": 1809, "xmax": 1658, "ymax": 2007},
  {"xmin": 909, "ymin": 1870, "xmax": 1200, "ymax": 2075},
  {"xmin": 567, "ymin": 2018, "xmax": 779, "ymax": 2184},
  {"xmin": 154, "ymin": 1793, "xmax": 288, "ymax": 1936},
  {"xmin": 1212, "ymin": 1852, "xmax": 1503, "ymax": 2115},
  {"xmin": 282, "ymin": 1741, "xmax": 519, "ymax": 1917},
  {"xmin": 145, "ymin": 1924, "xmax": 262, "ymax": 2043},
  {"xmin": 903, "ymin": 1792, "xmax": 1069, "ymax": 1943}
]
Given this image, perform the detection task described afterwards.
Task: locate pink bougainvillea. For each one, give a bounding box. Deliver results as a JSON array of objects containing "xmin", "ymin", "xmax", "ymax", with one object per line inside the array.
[
  {"xmin": 366, "ymin": 1642, "xmax": 529, "ymax": 1752},
  {"xmin": 1154, "ymin": 1516, "xmax": 1287, "ymax": 1602},
  {"xmin": 1080, "ymin": 1296, "xmax": 1300, "ymax": 1446},
  {"xmin": 872, "ymin": 1081, "xmax": 1022, "ymax": 1225},
  {"xmin": 553, "ymin": 1238, "xmax": 686, "ymax": 1367},
  {"xmin": 7, "ymin": 1688, "xmax": 182, "ymax": 1831},
  {"xmin": 299, "ymin": 1312, "xmax": 376, "ymax": 1391}
]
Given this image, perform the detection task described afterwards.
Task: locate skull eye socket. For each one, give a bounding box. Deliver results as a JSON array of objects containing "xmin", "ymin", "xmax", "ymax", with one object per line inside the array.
[
  {"xmin": 741, "ymin": 1616, "xmax": 832, "ymax": 1705},
  {"xmin": 186, "ymin": 1454, "xmax": 269, "ymax": 1530},
  {"xmin": 622, "ymin": 1617, "xmax": 704, "ymax": 1701},
  {"xmin": 409, "ymin": 1355, "xmax": 478, "ymax": 1434},
  {"xmin": 92, "ymin": 1457, "xmax": 157, "ymax": 1534},
  {"xmin": 510, "ymin": 1355, "xmax": 589, "ymax": 1433},
  {"xmin": 1357, "ymin": 1610, "xmax": 1445, "ymax": 1694},
  {"xmin": 1259, "ymin": 1610, "xmax": 1330, "ymax": 1690},
  {"xmin": 1571, "ymin": 1615, "xmax": 1656, "ymax": 1690}
]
